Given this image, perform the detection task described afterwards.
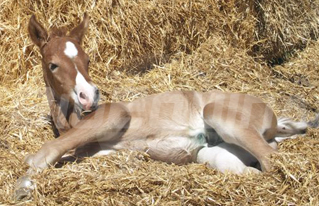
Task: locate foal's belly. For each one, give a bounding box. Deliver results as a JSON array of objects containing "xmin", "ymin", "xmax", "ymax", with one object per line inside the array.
[
  {"xmin": 112, "ymin": 96, "xmax": 210, "ymax": 164},
  {"xmin": 146, "ymin": 134, "xmax": 208, "ymax": 164},
  {"xmin": 112, "ymin": 118, "xmax": 208, "ymax": 165},
  {"xmin": 112, "ymin": 134, "xmax": 207, "ymax": 165}
]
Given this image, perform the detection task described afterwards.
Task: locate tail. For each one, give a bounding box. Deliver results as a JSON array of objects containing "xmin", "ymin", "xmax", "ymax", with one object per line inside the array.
[{"xmin": 275, "ymin": 114, "xmax": 319, "ymax": 142}]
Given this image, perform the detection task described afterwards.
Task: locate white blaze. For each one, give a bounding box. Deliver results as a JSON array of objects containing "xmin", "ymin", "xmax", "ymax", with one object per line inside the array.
[
  {"xmin": 64, "ymin": 41, "xmax": 78, "ymax": 58},
  {"xmin": 75, "ymin": 69, "xmax": 94, "ymax": 95},
  {"xmin": 72, "ymin": 66, "xmax": 96, "ymax": 110},
  {"xmin": 64, "ymin": 41, "xmax": 97, "ymax": 110}
]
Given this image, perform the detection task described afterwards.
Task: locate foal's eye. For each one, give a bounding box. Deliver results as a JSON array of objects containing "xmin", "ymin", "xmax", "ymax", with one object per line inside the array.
[
  {"xmin": 87, "ymin": 59, "xmax": 91, "ymax": 66},
  {"xmin": 49, "ymin": 63, "xmax": 58, "ymax": 71}
]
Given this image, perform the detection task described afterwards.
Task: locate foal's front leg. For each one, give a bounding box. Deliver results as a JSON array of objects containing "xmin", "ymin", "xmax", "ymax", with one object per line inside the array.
[{"xmin": 15, "ymin": 103, "xmax": 131, "ymax": 200}]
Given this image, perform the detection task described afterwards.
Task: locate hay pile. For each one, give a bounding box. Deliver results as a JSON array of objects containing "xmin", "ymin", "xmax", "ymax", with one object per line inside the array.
[{"xmin": 0, "ymin": 0, "xmax": 318, "ymax": 205}]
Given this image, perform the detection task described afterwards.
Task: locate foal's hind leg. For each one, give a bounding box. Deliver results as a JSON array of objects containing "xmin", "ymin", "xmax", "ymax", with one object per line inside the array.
[{"xmin": 203, "ymin": 103, "xmax": 276, "ymax": 172}]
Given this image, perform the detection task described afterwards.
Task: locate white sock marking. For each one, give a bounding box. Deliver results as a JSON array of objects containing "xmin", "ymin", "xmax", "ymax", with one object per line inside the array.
[{"xmin": 64, "ymin": 41, "xmax": 78, "ymax": 58}]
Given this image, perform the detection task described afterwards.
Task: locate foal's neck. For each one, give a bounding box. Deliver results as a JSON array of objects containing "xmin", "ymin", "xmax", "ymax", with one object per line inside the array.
[{"xmin": 45, "ymin": 81, "xmax": 81, "ymax": 136}]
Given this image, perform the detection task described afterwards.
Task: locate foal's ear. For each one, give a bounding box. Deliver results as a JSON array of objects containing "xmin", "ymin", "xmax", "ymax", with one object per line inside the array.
[
  {"xmin": 28, "ymin": 15, "xmax": 48, "ymax": 48},
  {"xmin": 69, "ymin": 13, "xmax": 89, "ymax": 43}
]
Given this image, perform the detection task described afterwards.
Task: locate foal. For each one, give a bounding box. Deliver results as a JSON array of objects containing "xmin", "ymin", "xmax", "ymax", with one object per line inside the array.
[{"xmin": 15, "ymin": 13, "xmax": 317, "ymax": 200}]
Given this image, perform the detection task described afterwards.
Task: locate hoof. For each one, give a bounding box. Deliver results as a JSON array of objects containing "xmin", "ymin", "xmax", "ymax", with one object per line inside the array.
[{"xmin": 14, "ymin": 176, "xmax": 34, "ymax": 201}]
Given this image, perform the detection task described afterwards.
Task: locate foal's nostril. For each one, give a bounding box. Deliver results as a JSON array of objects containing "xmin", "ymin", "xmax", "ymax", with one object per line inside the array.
[
  {"xmin": 95, "ymin": 88, "xmax": 100, "ymax": 96},
  {"xmin": 79, "ymin": 92, "xmax": 87, "ymax": 100}
]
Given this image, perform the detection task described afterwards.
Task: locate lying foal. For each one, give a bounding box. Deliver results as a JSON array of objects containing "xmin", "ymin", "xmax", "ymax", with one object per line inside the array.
[{"xmin": 15, "ymin": 13, "xmax": 318, "ymax": 200}]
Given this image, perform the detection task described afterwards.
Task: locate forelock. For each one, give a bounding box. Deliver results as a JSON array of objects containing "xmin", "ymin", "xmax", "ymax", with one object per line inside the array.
[{"xmin": 49, "ymin": 27, "xmax": 67, "ymax": 38}]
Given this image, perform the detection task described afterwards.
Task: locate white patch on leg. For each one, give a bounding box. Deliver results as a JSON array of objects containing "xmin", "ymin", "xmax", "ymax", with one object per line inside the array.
[
  {"xmin": 14, "ymin": 175, "xmax": 35, "ymax": 200},
  {"xmin": 196, "ymin": 143, "xmax": 258, "ymax": 174},
  {"xmin": 93, "ymin": 149, "xmax": 115, "ymax": 157},
  {"xmin": 64, "ymin": 41, "xmax": 78, "ymax": 58}
]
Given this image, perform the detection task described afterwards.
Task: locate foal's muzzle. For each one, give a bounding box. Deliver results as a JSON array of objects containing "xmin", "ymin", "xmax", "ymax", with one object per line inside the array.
[{"xmin": 77, "ymin": 86, "xmax": 100, "ymax": 111}]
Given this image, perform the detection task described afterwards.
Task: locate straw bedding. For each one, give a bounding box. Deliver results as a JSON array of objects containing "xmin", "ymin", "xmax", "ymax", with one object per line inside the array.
[{"xmin": 0, "ymin": 0, "xmax": 318, "ymax": 205}]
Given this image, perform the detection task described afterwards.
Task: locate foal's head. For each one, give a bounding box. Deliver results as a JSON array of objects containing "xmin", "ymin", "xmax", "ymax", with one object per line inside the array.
[{"xmin": 28, "ymin": 14, "xmax": 99, "ymax": 111}]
